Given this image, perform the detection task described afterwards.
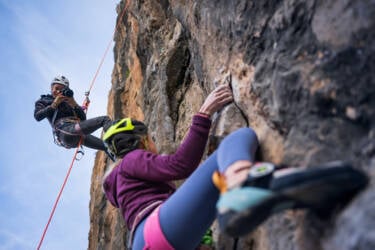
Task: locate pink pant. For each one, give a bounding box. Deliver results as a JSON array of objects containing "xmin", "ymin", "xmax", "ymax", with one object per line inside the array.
[{"xmin": 143, "ymin": 206, "xmax": 174, "ymax": 250}]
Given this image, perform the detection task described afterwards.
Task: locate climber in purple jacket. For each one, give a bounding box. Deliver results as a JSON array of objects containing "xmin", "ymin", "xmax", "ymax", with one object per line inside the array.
[{"xmin": 102, "ymin": 84, "xmax": 368, "ymax": 250}]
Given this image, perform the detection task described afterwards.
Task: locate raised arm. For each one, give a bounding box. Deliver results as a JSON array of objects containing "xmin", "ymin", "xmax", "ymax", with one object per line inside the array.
[{"xmin": 123, "ymin": 84, "xmax": 233, "ymax": 181}]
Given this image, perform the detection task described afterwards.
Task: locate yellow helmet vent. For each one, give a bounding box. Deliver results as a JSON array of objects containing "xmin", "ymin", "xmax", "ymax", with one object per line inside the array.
[{"xmin": 103, "ymin": 118, "xmax": 135, "ymax": 141}]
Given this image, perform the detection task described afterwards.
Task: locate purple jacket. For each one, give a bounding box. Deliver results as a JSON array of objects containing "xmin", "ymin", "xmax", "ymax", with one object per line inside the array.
[{"xmin": 103, "ymin": 115, "xmax": 211, "ymax": 229}]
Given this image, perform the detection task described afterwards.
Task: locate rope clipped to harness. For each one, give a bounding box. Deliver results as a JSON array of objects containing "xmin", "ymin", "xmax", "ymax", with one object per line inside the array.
[{"xmin": 76, "ymin": 146, "xmax": 85, "ymax": 160}]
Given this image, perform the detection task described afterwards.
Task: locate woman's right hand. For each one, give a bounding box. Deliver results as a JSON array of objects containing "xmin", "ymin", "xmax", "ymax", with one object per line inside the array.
[
  {"xmin": 199, "ymin": 84, "xmax": 233, "ymax": 117},
  {"xmin": 51, "ymin": 95, "xmax": 67, "ymax": 109}
]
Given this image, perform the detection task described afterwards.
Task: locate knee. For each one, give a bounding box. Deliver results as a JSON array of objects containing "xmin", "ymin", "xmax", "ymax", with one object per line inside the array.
[
  {"xmin": 232, "ymin": 127, "xmax": 258, "ymax": 142},
  {"xmin": 219, "ymin": 127, "xmax": 259, "ymax": 150}
]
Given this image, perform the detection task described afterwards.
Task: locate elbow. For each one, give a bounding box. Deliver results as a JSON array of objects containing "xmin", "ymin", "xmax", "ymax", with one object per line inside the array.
[
  {"xmin": 178, "ymin": 168, "xmax": 195, "ymax": 180},
  {"xmin": 34, "ymin": 113, "xmax": 44, "ymax": 121},
  {"xmin": 172, "ymin": 160, "xmax": 197, "ymax": 179}
]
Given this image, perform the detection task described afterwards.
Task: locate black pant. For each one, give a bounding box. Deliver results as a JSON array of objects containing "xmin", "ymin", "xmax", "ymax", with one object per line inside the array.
[{"xmin": 57, "ymin": 116, "xmax": 111, "ymax": 150}]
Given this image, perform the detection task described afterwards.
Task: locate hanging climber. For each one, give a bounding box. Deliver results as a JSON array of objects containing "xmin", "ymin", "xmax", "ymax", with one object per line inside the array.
[
  {"xmin": 101, "ymin": 84, "xmax": 368, "ymax": 250},
  {"xmin": 34, "ymin": 75, "xmax": 112, "ymax": 153}
]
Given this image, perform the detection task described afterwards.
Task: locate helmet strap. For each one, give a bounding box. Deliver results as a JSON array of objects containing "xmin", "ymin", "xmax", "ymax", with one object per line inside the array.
[{"xmin": 110, "ymin": 140, "xmax": 118, "ymax": 155}]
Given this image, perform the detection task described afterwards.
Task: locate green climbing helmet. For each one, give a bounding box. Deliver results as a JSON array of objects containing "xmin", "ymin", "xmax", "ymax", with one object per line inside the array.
[{"xmin": 103, "ymin": 118, "xmax": 148, "ymax": 157}]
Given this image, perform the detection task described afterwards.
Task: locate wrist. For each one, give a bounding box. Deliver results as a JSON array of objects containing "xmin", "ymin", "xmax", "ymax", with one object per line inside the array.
[
  {"xmin": 198, "ymin": 107, "xmax": 211, "ymax": 116},
  {"xmin": 197, "ymin": 111, "xmax": 210, "ymax": 119},
  {"xmin": 51, "ymin": 102, "xmax": 58, "ymax": 109}
]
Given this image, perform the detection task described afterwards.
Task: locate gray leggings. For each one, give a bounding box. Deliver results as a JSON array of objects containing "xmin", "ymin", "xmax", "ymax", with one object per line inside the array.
[{"xmin": 56, "ymin": 116, "xmax": 110, "ymax": 150}]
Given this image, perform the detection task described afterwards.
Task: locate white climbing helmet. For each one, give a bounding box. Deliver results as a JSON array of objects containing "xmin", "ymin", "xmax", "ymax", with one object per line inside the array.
[{"xmin": 51, "ymin": 75, "xmax": 69, "ymax": 87}]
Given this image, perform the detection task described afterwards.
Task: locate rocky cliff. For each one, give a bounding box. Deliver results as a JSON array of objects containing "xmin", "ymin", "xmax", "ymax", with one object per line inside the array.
[{"xmin": 88, "ymin": 0, "xmax": 375, "ymax": 249}]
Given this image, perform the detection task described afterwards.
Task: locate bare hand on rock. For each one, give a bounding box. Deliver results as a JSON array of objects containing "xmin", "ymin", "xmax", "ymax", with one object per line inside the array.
[{"xmin": 199, "ymin": 84, "xmax": 233, "ymax": 117}]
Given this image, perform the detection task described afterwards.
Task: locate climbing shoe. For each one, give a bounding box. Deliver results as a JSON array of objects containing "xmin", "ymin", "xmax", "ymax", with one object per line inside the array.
[{"xmin": 215, "ymin": 161, "xmax": 368, "ymax": 237}]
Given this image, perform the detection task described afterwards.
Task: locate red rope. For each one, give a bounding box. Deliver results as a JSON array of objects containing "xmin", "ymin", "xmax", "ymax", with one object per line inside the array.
[
  {"xmin": 36, "ymin": 1, "xmax": 130, "ymax": 249},
  {"xmin": 37, "ymin": 138, "xmax": 83, "ymax": 250}
]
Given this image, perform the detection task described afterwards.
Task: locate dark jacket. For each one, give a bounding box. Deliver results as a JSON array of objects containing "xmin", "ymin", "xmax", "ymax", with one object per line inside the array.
[{"xmin": 34, "ymin": 94, "xmax": 86, "ymax": 126}]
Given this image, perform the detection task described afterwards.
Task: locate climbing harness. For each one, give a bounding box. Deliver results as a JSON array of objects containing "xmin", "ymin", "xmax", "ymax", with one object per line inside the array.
[
  {"xmin": 50, "ymin": 112, "xmax": 87, "ymax": 160},
  {"xmin": 127, "ymin": 200, "xmax": 163, "ymax": 249},
  {"xmin": 37, "ymin": 1, "xmax": 131, "ymax": 249}
]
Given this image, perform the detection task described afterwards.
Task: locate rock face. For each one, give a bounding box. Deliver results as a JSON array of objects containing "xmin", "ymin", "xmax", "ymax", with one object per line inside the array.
[{"xmin": 88, "ymin": 0, "xmax": 375, "ymax": 249}]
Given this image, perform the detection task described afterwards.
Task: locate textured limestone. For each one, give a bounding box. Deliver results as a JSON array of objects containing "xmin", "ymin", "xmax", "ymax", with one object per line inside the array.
[{"xmin": 89, "ymin": 0, "xmax": 375, "ymax": 249}]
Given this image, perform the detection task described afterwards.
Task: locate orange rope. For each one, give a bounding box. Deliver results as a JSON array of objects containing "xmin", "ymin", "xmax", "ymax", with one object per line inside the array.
[{"xmin": 36, "ymin": 1, "xmax": 130, "ymax": 249}]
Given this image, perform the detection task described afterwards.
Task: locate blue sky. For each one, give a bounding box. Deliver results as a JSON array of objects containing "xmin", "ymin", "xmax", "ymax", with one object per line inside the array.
[{"xmin": 0, "ymin": 1, "xmax": 119, "ymax": 249}]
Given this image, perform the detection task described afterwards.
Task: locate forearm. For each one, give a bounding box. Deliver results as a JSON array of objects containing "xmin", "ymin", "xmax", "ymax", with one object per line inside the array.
[
  {"xmin": 172, "ymin": 115, "xmax": 211, "ymax": 173},
  {"xmin": 125, "ymin": 115, "xmax": 211, "ymax": 181}
]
